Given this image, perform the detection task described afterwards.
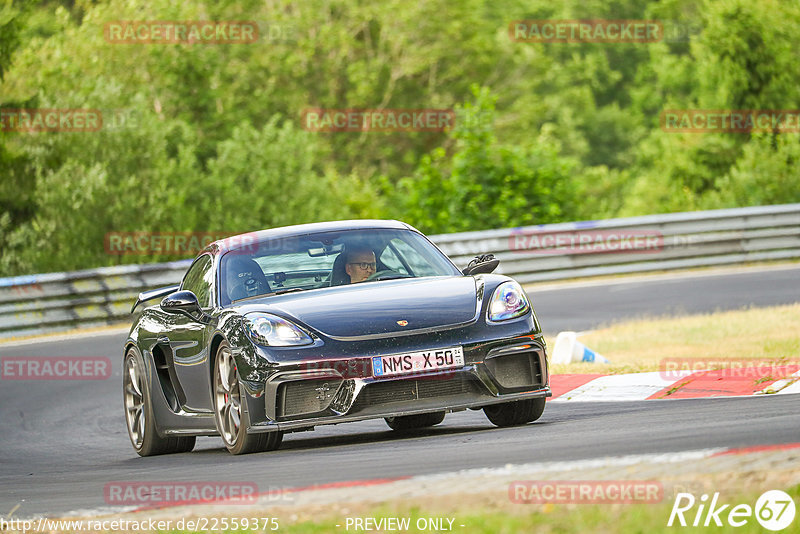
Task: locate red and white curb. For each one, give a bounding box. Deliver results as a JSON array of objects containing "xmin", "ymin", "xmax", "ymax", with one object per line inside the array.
[
  {"xmin": 549, "ymin": 365, "xmax": 800, "ymax": 401},
  {"xmin": 117, "ymin": 443, "xmax": 800, "ymax": 516},
  {"xmin": 194, "ymin": 443, "xmax": 800, "ymax": 507}
]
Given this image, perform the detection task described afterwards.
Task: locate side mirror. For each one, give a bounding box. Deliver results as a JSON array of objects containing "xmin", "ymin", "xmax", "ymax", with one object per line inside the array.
[
  {"xmin": 160, "ymin": 290, "xmax": 202, "ymax": 315},
  {"xmin": 462, "ymin": 254, "xmax": 500, "ymax": 276}
]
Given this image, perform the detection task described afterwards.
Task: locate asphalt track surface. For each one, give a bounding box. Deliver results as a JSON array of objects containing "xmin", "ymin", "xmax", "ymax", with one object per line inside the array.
[
  {"xmin": 1, "ymin": 266, "xmax": 799, "ymax": 517},
  {"xmin": 530, "ymin": 264, "xmax": 800, "ymax": 333}
]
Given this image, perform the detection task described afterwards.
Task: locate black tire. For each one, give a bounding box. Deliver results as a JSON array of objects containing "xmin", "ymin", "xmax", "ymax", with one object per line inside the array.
[
  {"xmin": 123, "ymin": 348, "xmax": 196, "ymax": 456},
  {"xmin": 484, "ymin": 397, "xmax": 546, "ymax": 427},
  {"xmin": 385, "ymin": 411, "xmax": 446, "ymax": 431},
  {"xmin": 213, "ymin": 341, "xmax": 283, "ymax": 455}
]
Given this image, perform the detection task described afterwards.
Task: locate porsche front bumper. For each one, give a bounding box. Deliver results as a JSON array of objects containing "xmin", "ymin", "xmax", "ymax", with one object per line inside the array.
[{"xmin": 244, "ymin": 337, "xmax": 550, "ymax": 433}]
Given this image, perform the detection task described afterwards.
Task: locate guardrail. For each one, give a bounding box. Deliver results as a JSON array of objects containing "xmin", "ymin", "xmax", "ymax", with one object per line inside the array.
[
  {"xmin": 434, "ymin": 203, "xmax": 800, "ymax": 284},
  {"xmin": 1, "ymin": 204, "xmax": 798, "ymax": 339}
]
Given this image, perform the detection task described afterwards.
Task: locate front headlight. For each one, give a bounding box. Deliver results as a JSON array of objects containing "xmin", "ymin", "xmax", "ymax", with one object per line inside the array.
[
  {"xmin": 244, "ymin": 313, "xmax": 313, "ymax": 346},
  {"xmin": 488, "ymin": 281, "xmax": 531, "ymax": 322}
]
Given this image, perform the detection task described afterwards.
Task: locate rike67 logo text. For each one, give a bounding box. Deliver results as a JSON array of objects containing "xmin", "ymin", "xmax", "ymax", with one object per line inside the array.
[{"xmin": 668, "ymin": 490, "xmax": 795, "ymax": 531}]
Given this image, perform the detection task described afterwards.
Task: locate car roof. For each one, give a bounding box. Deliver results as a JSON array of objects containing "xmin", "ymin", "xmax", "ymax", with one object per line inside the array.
[{"xmin": 203, "ymin": 219, "xmax": 416, "ymax": 255}]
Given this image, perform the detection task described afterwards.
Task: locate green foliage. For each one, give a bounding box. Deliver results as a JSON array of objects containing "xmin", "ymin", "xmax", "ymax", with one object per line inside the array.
[
  {"xmin": 709, "ymin": 133, "xmax": 800, "ymax": 208},
  {"xmin": 199, "ymin": 117, "xmax": 377, "ymax": 231},
  {"xmin": 0, "ymin": 0, "xmax": 33, "ymax": 81},
  {"xmin": 0, "ymin": 100, "xmax": 373, "ymax": 273},
  {"xmin": 1, "ymin": 0, "xmax": 799, "ymax": 275},
  {"xmin": 394, "ymin": 87, "xmax": 577, "ymax": 234}
]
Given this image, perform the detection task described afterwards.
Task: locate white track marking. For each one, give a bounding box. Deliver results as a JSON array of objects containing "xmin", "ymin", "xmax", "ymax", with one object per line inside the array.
[
  {"xmin": 414, "ymin": 448, "xmax": 726, "ymax": 481},
  {"xmin": 756, "ymin": 369, "xmax": 800, "ymax": 395},
  {"xmin": 775, "ymin": 373, "xmax": 800, "ymax": 395},
  {"xmin": 551, "ymin": 370, "xmax": 694, "ymax": 402}
]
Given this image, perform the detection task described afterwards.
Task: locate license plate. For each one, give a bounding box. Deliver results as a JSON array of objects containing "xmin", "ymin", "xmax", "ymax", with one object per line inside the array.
[{"xmin": 372, "ymin": 346, "xmax": 464, "ymax": 377}]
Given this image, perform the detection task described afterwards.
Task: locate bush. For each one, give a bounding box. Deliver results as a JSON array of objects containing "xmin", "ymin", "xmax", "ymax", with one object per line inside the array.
[{"xmin": 393, "ymin": 87, "xmax": 578, "ymax": 234}]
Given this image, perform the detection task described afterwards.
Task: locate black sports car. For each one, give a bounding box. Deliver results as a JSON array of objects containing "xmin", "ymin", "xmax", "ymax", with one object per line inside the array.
[{"xmin": 124, "ymin": 220, "xmax": 550, "ymax": 455}]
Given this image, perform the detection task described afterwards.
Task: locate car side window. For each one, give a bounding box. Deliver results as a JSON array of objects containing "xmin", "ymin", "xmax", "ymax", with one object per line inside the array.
[
  {"xmin": 378, "ymin": 245, "xmax": 409, "ymax": 274},
  {"xmin": 386, "ymin": 238, "xmax": 440, "ymax": 276},
  {"xmin": 182, "ymin": 255, "xmax": 214, "ymax": 308}
]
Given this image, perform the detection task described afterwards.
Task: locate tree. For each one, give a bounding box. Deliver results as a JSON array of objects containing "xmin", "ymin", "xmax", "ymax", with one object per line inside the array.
[{"xmin": 393, "ymin": 87, "xmax": 577, "ymax": 234}]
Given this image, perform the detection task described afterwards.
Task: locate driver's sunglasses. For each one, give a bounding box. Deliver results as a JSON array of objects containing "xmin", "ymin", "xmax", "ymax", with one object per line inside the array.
[{"xmin": 348, "ymin": 262, "xmax": 377, "ymax": 270}]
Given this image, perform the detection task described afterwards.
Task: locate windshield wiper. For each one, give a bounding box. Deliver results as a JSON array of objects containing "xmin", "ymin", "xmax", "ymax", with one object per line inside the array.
[
  {"xmin": 371, "ymin": 274, "xmax": 411, "ymax": 281},
  {"xmin": 230, "ymin": 287, "xmax": 305, "ymax": 303},
  {"xmin": 270, "ymin": 288, "xmax": 305, "ymax": 296}
]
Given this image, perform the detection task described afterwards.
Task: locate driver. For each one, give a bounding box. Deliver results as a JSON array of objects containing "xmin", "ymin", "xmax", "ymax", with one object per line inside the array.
[{"xmin": 344, "ymin": 247, "xmax": 377, "ymax": 283}]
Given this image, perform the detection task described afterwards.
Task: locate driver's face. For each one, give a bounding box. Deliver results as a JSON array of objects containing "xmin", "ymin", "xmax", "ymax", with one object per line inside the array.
[{"xmin": 345, "ymin": 251, "xmax": 376, "ymax": 283}]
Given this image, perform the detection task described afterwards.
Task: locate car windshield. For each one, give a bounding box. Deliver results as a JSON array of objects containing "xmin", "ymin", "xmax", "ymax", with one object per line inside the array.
[{"xmin": 218, "ymin": 227, "xmax": 460, "ymax": 305}]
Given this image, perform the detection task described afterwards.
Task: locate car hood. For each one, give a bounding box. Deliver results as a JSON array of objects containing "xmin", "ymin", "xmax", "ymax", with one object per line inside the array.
[{"xmin": 241, "ymin": 277, "xmax": 480, "ymax": 339}]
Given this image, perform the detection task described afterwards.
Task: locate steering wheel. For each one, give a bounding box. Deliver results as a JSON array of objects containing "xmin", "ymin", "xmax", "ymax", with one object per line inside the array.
[{"xmin": 366, "ymin": 270, "xmax": 411, "ymax": 282}]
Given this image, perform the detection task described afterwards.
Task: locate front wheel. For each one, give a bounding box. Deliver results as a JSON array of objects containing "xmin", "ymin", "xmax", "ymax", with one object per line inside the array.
[
  {"xmin": 213, "ymin": 341, "xmax": 283, "ymax": 455},
  {"xmin": 123, "ymin": 348, "xmax": 195, "ymax": 456},
  {"xmin": 484, "ymin": 397, "xmax": 546, "ymax": 427},
  {"xmin": 385, "ymin": 411, "xmax": 446, "ymax": 431}
]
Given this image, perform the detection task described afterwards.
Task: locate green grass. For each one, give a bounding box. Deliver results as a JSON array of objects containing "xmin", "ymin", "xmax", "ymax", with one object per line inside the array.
[
  {"xmin": 545, "ymin": 303, "xmax": 800, "ymax": 375},
  {"xmin": 164, "ymin": 484, "xmax": 800, "ymax": 533}
]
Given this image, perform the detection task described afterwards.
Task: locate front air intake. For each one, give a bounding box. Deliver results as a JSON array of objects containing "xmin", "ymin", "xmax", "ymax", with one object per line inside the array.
[
  {"xmin": 349, "ymin": 374, "xmax": 482, "ymax": 412},
  {"xmin": 278, "ymin": 378, "xmax": 343, "ymax": 418},
  {"xmin": 485, "ymin": 350, "xmax": 544, "ymax": 390}
]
